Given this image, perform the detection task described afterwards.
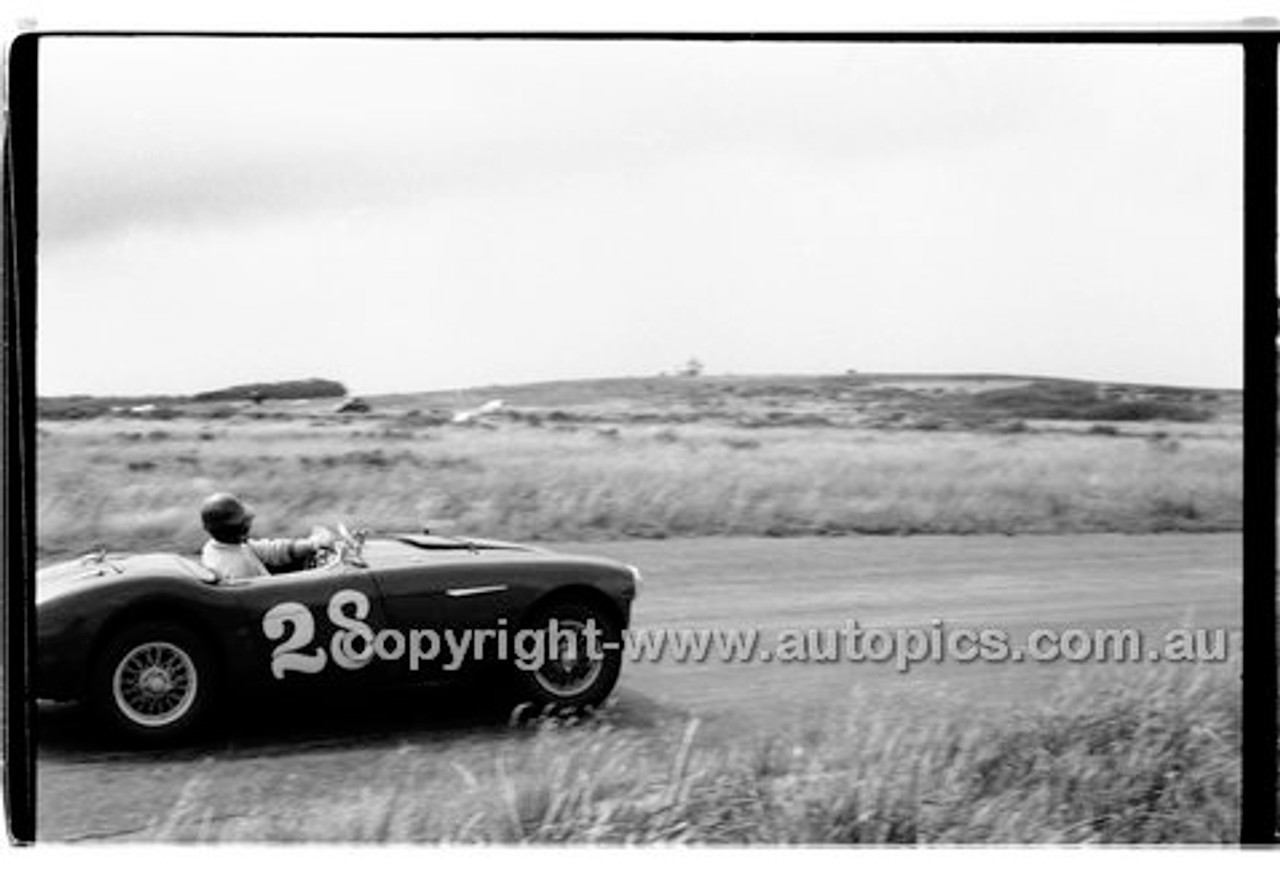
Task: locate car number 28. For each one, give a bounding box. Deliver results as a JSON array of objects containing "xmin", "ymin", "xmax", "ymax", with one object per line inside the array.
[{"xmin": 261, "ymin": 589, "xmax": 375, "ymax": 679}]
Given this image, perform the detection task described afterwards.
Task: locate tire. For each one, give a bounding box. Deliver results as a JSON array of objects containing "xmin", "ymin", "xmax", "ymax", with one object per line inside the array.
[
  {"xmin": 512, "ymin": 599, "xmax": 622, "ymax": 714},
  {"xmin": 90, "ymin": 620, "xmax": 218, "ymax": 744}
]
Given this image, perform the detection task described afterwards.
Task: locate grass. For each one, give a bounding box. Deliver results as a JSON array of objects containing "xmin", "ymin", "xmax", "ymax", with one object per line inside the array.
[
  {"xmin": 35, "ymin": 416, "xmax": 1241, "ymax": 559},
  {"xmin": 142, "ymin": 659, "xmax": 1240, "ymax": 844}
]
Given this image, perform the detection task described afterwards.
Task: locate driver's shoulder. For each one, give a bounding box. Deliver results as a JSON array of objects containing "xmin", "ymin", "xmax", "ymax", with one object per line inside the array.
[
  {"xmin": 202, "ymin": 538, "xmax": 242, "ymax": 560},
  {"xmin": 200, "ymin": 540, "xmax": 267, "ymax": 582}
]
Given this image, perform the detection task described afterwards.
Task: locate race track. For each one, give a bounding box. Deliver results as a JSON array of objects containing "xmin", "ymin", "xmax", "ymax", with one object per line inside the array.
[{"xmin": 35, "ymin": 533, "xmax": 1242, "ymax": 841}]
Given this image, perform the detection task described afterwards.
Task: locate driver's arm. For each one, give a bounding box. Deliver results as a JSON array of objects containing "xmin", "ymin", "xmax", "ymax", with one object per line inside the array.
[
  {"xmin": 286, "ymin": 538, "xmax": 321, "ymax": 563},
  {"xmin": 248, "ymin": 535, "xmax": 325, "ymax": 569}
]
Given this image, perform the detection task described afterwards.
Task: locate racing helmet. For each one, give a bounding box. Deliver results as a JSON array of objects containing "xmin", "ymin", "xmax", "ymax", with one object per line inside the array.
[{"xmin": 201, "ymin": 492, "xmax": 254, "ymax": 543}]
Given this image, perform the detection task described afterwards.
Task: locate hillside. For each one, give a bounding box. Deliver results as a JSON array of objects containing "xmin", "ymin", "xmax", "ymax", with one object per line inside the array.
[
  {"xmin": 38, "ymin": 372, "xmax": 1239, "ymax": 431},
  {"xmin": 367, "ymin": 373, "xmax": 1238, "ymax": 431}
]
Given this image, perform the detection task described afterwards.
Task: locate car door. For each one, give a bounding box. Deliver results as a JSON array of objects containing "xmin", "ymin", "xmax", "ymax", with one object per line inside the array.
[
  {"xmin": 228, "ymin": 564, "xmax": 393, "ymax": 693},
  {"xmin": 371, "ymin": 557, "xmax": 536, "ymax": 683}
]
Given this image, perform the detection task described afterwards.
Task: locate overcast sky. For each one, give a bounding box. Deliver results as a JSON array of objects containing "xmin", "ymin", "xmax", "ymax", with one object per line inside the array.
[{"xmin": 35, "ymin": 36, "xmax": 1243, "ymax": 395}]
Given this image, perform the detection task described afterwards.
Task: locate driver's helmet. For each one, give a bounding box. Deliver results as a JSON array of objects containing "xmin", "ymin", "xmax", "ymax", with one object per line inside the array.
[{"xmin": 201, "ymin": 492, "xmax": 254, "ymax": 544}]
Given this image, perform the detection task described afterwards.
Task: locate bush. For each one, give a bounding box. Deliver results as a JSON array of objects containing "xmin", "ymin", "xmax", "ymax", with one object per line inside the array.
[
  {"xmin": 200, "ymin": 405, "xmax": 238, "ymax": 420},
  {"xmin": 401, "ymin": 409, "xmax": 451, "ymax": 428},
  {"xmin": 37, "ymin": 398, "xmax": 111, "ymax": 420},
  {"xmin": 972, "ymin": 381, "xmax": 1098, "ymax": 416},
  {"xmin": 910, "ymin": 416, "xmax": 945, "ymax": 431},
  {"xmin": 194, "ymin": 378, "xmax": 347, "ymax": 402},
  {"xmin": 1087, "ymin": 401, "xmax": 1211, "ymax": 423},
  {"xmin": 971, "ymin": 382, "xmax": 1212, "ymax": 423}
]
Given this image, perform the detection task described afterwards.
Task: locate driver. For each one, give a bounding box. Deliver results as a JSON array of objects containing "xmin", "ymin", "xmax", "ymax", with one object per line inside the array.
[{"xmin": 199, "ymin": 492, "xmax": 333, "ymax": 580}]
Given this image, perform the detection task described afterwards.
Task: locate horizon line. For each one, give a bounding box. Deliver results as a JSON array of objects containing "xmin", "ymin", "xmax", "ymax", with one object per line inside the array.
[{"xmin": 36, "ymin": 369, "xmax": 1244, "ymax": 401}]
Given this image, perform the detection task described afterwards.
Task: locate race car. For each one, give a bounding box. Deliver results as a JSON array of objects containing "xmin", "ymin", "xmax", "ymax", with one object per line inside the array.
[{"xmin": 36, "ymin": 526, "xmax": 640, "ymax": 742}]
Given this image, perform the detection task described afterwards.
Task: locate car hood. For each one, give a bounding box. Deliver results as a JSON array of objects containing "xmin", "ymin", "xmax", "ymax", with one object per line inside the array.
[
  {"xmin": 36, "ymin": 553, "xmax": 216, "ymax": 606},
  {"xmin": 357, "ymin": 535, "xmax": 541, "ymax": 569},
  {"xmin": 385, "ymin": 533, "xmax": 541, "ymax": 552}
]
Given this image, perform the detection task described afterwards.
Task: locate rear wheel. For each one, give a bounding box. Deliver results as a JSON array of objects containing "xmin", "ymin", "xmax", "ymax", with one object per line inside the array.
[
  {"xmin": 90, "ymin": 621, "xmax": 217, "ymax": 744},
  {"xmin": 512, "ymin": 599, "xmax": 622, "ymax": 715}
]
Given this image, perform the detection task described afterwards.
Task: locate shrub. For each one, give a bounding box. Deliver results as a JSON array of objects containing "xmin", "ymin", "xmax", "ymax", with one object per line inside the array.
[
  {"xmin": 193, "ymin": 378, "xmax": 347, "ymax": 402},
  {"xmin": 201, "ymin": 405, "xmax": 238, "ymax": 420},
  {"xmin": 910, "ymin": 416, "xmax": 945, "ymax": 431},
  {"xmin": 37, "ymin": 398, "xmax": 111, "ymax": 420},
  {"xmin": 971, "ymin": 382, "xmax": 1212, "ymax": 423},
  {"xmin": 1087, "ymin": 401, "xmax": 1211, "ymax": 423}
]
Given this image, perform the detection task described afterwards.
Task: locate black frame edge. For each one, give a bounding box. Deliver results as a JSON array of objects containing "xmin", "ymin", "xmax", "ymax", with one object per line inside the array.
[
  {"xmin": 1241, "ymin": 34, "xmax": 1278, "ymax": 847},
  {"xmin": 0, "ymin": 27, "xmax": 1273, "ymax": 848},
  {"xmin": 3, "ymin": 30, "xmax": 38, "ymax": 845},
  {"xmin": 11, "ymin": 28, "xmax": 1280, "ymax": 44}
]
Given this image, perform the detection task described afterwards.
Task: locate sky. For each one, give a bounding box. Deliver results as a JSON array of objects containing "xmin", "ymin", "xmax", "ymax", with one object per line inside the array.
[{"xmin": 33, "ymin": 32, "xmax": 1246, "ymax": 395}]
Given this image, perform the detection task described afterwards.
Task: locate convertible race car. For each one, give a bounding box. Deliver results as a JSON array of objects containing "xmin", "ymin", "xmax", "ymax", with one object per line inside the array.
[{"xmin": 36, "ymin": 527, "xmax": 640, "ymax": 742}]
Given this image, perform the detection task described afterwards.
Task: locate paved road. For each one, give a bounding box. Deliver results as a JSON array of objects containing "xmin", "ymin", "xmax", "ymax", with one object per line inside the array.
[{"xmin": 35, "ymin": 534, "xmax": 1241, "ymax": 840}]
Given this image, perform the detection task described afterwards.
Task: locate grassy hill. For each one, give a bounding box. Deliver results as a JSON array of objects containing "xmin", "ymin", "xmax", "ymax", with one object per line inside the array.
[
  {"xmin": 371, "ymin": 373, "xmax": 1233, "ymax": 430},
  {"xmin": 38, "ymin": 372, "xmax": 1240, "ymax": 431}
]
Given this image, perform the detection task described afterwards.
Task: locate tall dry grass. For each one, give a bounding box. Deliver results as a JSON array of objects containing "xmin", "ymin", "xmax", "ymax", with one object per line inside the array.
[
  {"xmin": 144, "ymin": 658, "xmax": 1240, "ymax": 843},
  {"xmin": 37, "ymin": 418, "xmax": 1241, "ymax": 558}
]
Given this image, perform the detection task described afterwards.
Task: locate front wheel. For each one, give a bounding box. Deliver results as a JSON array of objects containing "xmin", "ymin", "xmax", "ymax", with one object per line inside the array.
[
  {"xmin": 512, "ymin": 599, "xmax": 622, "ymax": 715},
  {"xmin": 90, "ymin": 621, "xmax": 218, "ymax": 744}
]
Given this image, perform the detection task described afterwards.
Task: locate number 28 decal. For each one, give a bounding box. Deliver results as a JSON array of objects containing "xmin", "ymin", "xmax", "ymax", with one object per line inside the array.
[{"xmin": 261, "ymin": 589, "xmax": 375, "ymax": 679}]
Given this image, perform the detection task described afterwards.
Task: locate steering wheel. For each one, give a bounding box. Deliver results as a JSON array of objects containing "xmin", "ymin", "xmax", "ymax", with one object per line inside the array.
[{"xmin": 307, "ymin": 523, "xmax": 367, "ymax": 569}]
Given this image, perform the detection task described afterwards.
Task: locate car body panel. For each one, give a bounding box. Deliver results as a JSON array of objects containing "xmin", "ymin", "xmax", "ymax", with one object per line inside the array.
[
  {"xmin": 364, "ymin": 539, "xmax": 636, "ymax": 681},
  {"xmin": 219, "ymin": 563, "xmax": 395, "ymax": 691}
]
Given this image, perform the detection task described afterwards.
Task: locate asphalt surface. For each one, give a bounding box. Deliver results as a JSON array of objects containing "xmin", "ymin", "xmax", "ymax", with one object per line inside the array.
[{"xmin": 34, "ymin": 533, "xmax": 1242, "ymax": 841}]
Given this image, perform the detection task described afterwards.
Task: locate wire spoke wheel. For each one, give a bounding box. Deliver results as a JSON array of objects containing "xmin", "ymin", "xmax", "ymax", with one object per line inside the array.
[
  {"xmin": 516, "ymin": 600, "xmax": 622, "ymax": 712},
  {"xmin": 530, "ymin": 619, "xmax": 605, "ymax": 699},
  {"xmin": 110, "ymin": 640, "xmax": 200, "ymax": 729}
]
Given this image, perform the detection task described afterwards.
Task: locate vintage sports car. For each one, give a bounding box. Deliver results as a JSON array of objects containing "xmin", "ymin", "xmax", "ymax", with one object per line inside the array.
[{"xmin": 36, "ymin": 527, "xmax": 640, "ymax": 742}]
